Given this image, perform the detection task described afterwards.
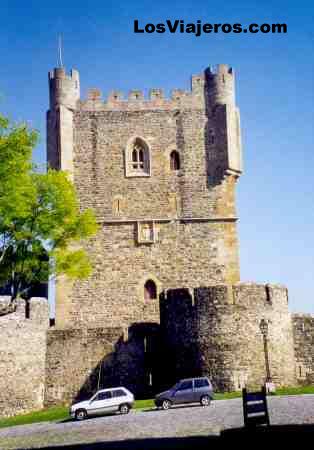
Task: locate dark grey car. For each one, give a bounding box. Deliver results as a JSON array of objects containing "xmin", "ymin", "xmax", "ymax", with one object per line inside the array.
[{"xmin": 155, "ymin": 377, "xmax": 214, "ymax": 410}]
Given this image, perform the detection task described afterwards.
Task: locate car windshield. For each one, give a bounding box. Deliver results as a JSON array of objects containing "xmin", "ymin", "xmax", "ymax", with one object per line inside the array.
[{"xmin": 171, "ymin": 382, "xmax": 180, "ymax": 390}]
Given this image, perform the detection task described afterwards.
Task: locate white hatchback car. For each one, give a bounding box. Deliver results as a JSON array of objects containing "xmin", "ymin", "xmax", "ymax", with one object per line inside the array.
[{"xmin": 70, "ymin": 387, "xmax": 134, "ymax": 420}]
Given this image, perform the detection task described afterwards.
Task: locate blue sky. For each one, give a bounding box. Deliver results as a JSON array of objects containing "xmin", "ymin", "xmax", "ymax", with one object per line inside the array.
[{"xmin": 1, "ymin": 0, "xmax": 313, "ymax": 313}]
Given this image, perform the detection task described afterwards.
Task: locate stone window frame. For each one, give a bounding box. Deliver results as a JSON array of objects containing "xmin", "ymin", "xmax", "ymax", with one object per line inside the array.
[
  {"xmin": 144, "ymin": 279, "xmax": 157, "ymax": 301},
  {"xmin": 125, "ymin": 136, "xmax": 151, "ymax": 178},
  {"xmin": 112, "ymin": 195, "xmax": 124, "ymax": 216},
  {"xmin": 136, "ymin": 221, "xmax": 156, "ymax": 244},
  {"xmin": 138, "ymin": 274, "xmax": 162, "ymax": 303},
  {"xmin": 170, "ymin": 150, "xmax": 180, "ymax": 171},
  {"xmin": 165, "ymin": 145, "xmax": 182, "ymax": 175}
]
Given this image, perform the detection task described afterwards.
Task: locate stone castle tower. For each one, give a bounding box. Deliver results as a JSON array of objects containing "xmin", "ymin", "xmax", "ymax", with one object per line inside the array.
[
  {"xmin": 44, "ymin": 63, "xmax": 298, "ymax": 398},
  {"xmin": 47, "ymin": 64, "xmax": 242, "ymax": 329},
  {"xmin": 0, "ymin": 62, "xmax": 311, "ymax": 420}
]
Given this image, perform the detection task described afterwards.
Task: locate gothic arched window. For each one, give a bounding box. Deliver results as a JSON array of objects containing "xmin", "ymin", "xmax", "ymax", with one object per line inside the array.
[
  {"xmin": 126, "ymin": 137, "xmax": 150, "ymax": 176},
  {"xmin": 144, "ymin": 279, "xmax": 157, "ymax": 301},
  {"xmin": 170, "ymin": 150, "xmax": 180, "ymax": 171}
]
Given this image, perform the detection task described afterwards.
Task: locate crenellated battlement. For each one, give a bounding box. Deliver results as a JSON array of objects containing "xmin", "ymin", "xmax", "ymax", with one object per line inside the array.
[
  {"xmin": 231, "ymin": 282, "xmax": 289, "ymax": 308},
  {"xmin": 162, "ymin": 283, "xmax": 288, "ymax": 311},
  {"xmin": 208, "ymin": 64, "xmax": 233, "ymax": 75},
  {"xmin": 77, "ymin": 79, "xmax": 204, "ymax": 111},
  {"xmin": 47, "ymin": 64, "xmax": 236, "ymax": 112},
  {"xmin": 292, "ymin": 313, "xmax": 314, "ymax": 319},
  {"xmin": 48, "ymin": 67, "xmax": 79, "ymax": 82}
]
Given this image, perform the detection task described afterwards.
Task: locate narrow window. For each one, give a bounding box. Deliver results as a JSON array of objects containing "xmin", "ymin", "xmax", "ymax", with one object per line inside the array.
[
  {"xmin": 113, "ymin": 196, "xmax": 123, "ymax": 215},
  {"xmin": 170, "ymin": 151, "xmax": 180, "ymax": 171},
  {"xmin": 144, "ymin": 279, "xmax": 157, "ymax": 300},
  {"xmin": 209, "ymin": 129, "xmax": 215, "ymax": 145},
  {"xmin": 266, "ymin": 285, "xmax": 271, "ymax": 302}
]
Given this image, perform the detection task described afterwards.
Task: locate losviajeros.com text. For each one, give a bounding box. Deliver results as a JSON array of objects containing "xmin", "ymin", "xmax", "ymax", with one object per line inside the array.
[{"xmin": 134, "ymin": 19, "xmax": 287, "ymax": 36}]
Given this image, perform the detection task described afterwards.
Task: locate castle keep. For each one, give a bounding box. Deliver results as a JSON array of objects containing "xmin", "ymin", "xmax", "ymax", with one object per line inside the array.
[
  {"xmin": 1, "ymin": 63, "xmax": 313, "ymax": 418},
  {"xmin": 47, "ymin": 64, "xmax": 242, "ymax": 329}
]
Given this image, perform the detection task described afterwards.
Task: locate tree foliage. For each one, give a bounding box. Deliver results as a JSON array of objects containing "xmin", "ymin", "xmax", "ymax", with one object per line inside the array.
[{"xmin": 0, "ymin": 113, "xmax": 98, "ymax": 302}]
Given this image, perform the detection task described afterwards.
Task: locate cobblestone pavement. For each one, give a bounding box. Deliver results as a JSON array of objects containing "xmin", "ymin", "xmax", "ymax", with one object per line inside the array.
[{"xmin": 0, "ymin": 395, "xmax": 314, "ymax": 449}]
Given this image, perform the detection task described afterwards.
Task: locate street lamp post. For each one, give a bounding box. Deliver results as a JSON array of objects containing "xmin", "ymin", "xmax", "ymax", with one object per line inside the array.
[{"xmin": 259, "ymin": 319, "xmax": 275, "ymax": 392}]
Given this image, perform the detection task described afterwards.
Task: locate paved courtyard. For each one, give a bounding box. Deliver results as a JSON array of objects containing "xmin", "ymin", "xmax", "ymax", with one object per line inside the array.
[{"xmin": 0, "ymin": 395, "xmax": 314, "ymax": 449}]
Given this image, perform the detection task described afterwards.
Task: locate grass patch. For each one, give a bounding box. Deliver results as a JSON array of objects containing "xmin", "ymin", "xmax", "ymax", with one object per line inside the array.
[
  {"xmin": 1, "ymin": 386, "xmax": 314, "ymax": 429},
  {"xmin": 214, "ymin": 391, "xmax": 242, "ymax": 400},
  {"xmin": 133, "ymin": 399, "xmax": 155, "ymax": 410},
  {"xmin": 0, "ymin": 399, "xmax": 155, "ymax": 429},
  {"xmin": 214, "ymin": 385, "xmax": 314, "ymax": 400},
  {"xmin": 271, "ymin": 385, "xmax": 314, "ymax": 396},
  {"xmin": 0, "ymin": 406, "xmax": 68, "ymax": 429}
]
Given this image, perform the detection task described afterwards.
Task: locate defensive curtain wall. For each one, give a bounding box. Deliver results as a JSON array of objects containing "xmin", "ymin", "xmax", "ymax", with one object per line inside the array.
[
  {"xmin": 1, "ymin": 292, "xmax": 314, "ymax": 417},
  {"xmin": 0, "ymin": 297, "xmax": 48, "ymax": 417}
]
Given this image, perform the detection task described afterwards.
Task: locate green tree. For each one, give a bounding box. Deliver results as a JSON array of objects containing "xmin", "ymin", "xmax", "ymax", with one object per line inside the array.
[{"xmin": 0, "ymin": 113, "xmax": 98, "ymax": 309}]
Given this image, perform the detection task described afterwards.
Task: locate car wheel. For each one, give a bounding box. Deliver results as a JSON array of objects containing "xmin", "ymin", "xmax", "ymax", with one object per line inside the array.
[
  {"xmin": 161, "ymin": 399, "xmax": 172, "ymax": 410},
  {"xmin": 75, "ymin": 409, "xmax": 87, "ymax": 421},
  {"xmin": 119, "ymin": 403, "xmax": 130, "ymax": 414},
  {"xmin": 200, "ymin": 395, "xmax": 211, "ymax": 407}
]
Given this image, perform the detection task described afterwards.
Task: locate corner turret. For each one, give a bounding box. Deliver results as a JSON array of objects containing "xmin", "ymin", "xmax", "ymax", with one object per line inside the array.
[
  {"xmin": 48, "ymin": 68, "xmax": 80, "ymax": 110},
  {"xmin": 47, "ymin": 67, "xmax": 77, "ymax": 175},
  {"xmin": 206, "ymin": 64, "xmax": 235, "ymax": 107},
  {"xmin": 204, "ymin": 64, "xmax": 242, "ymax": 178}
]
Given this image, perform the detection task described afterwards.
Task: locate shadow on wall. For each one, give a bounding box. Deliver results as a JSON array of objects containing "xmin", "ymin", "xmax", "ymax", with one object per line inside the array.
[
  {"xmin": 46, "ymin": 288, "xmax": 202, "ymax": 407},
  {"xmin": 74, "ymin": 288, "xmax": 207, "ymax": 403},
  {"xmin": 159, "ymin": 288, "xmax": 203, "ymax": 382},
  {"xmin": 72, "ymin": 289, "xmax": 205, "ymax": 404},
  {"xmin": 73, "ymin": 321, "xmax": 169, "ymax": 402}
]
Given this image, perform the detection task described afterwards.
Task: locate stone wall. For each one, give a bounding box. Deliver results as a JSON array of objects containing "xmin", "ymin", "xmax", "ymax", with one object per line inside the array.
[
  {"xmin": 161, "ymin": 283, "xmax": 296, "ymax": 391},
  {"xmin": 44, "ymin": 322, "xmax": 162, "ymax": 406},
  {"xmin": 60, "ymin": 103, "xmax": 240, "ymax": 329},
  {"xmin": 0, "ymin": 298, "xmax": 49, "ymax": 418},
  {"xmin": 45, "ymin": 327, "xmax": 122, "ymax": 406},
  {"xmin": 60, "ymin": 219, "xmax": 238, "ymax": 329},
  {"xmin": 292, "ymin": 314, "xmax": 314, "ymax": 384}
]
